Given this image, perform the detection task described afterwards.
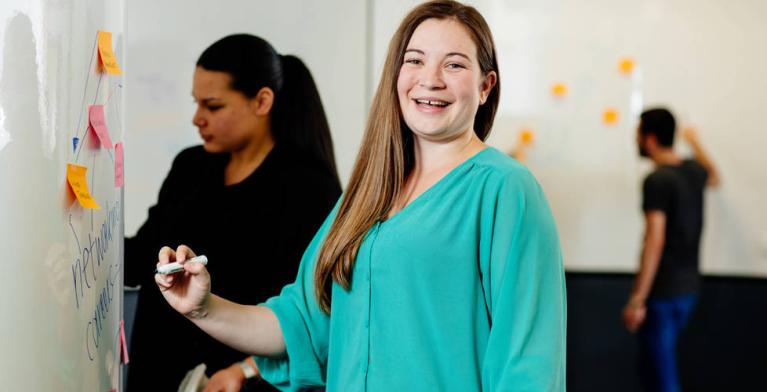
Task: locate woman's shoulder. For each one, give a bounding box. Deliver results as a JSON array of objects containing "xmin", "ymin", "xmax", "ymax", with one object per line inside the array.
[
  {"xmin": 470, "ymin": 147, "xmax": 539, "ymax": 189},
  {"xmin": 170, "ymin": 145, "xmax": 226, "ymax": 171},
  {"xmin": 469, "ymin": 148, "xmax": 553, "ymax": 220},
  {"xmin": 173, "ymin": 145, "xmax": 212, "ymax": 165},
  {"xmin": 269, "ymin": 148, "xmax": 342, "ymax": 216},
  {"xmin": 162, "ymin": 145, "xmax": 227, "ymax": 186},
  {"xmin": 277, "ymin": 148, "xmax": 341, "ymax": 191}
]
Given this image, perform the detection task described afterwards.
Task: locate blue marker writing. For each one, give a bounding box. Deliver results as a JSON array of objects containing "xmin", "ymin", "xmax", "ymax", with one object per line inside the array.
[{"xmin": 155, "ymin": 255, "xmax": 208, "ymax": 275}]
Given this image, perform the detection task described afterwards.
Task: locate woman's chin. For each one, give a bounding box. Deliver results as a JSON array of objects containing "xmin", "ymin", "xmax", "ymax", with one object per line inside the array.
[{"xmin": 201, "ymin": 142, "xmax": 226, "ymax": 153}]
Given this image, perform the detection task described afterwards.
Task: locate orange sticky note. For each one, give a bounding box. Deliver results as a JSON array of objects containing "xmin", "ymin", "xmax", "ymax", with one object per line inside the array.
[
  {"xmin": 62, "ymin": 177, "xmax": 77, "ymax": 209},
  {"xmin": 619, "ymin": 58, "xmax": 635, "ymax": 75},
  {"xmin": 603, "ymin": 108, "xmax": 619, "ymax": 125},
  {"xmin": 88, "ymin": 105, "xmax": 113, "ymax": 149},
  {"xmin": 66, "ymin": 164, "xmax": 101, "ymax": 209},
  {"xmin": 120, "ymin": 320, "xmax": 130, "ymax": 364},
  {"xmin": 97, "ymin": 31, "xmax": 122, "ymax": 75},
  {"xmin": 114, "ymin": 142, "xmax": 124, "ymax": 188},
  {"xmin": 519, "ymin": 128, "xmax": 535, "ymax": 145},
  {"xmin": 551, "ymin": 82, "xmax": 568, "ymax": 98}
]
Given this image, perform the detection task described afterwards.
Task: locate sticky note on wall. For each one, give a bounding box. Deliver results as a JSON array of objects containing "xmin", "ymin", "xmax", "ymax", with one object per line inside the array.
[
  {"xmin": 114, "ymin": 142, "xmax": 124, "ymax": 188},
  {"xmin": 551, "ymin": 82, "xmax": 568, "ymax": 98},
  {"xmin": 619, "ymin": 58, "xmax": 635, "ymax": 75},
  {"xmin": 66, "ymin": 164, "xmax": 101, "ymax": 209},
  {"xmin": 603, "ymin": 108, "xmax": 619, "ymax": 125},
  {"xmin": 88, "ymin": 105, "xmax": 113, "ymax": 149},
  {"xmin": 97, "ymin": 31, "xmax": 122, "ymax": 75},
  {"xmin": 519, "ymin": 128, "xmax": 535, "ymax": 145},
  {"xmin": 120, "ymin": 320, "xmax": 130, "ymax": 364}
]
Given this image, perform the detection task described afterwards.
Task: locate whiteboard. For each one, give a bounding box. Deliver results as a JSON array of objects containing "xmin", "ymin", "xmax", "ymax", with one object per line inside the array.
[
  {"xmin": 481, "ymin": 0, "xmax": 767, "ymax": 276},
  {"xmin": 0, "ymin": 1, "xmax": 125, "ymax": 390},
  {"xmin": 371, "ymin": 0, "xmax": 767, "ymax": 276}
]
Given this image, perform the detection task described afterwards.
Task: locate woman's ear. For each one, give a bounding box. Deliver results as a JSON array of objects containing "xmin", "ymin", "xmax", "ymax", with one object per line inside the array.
[
  {"xmin": 250, "ymin": 87, "xmax": 275, "ymax": 116},
  {"xmin": 479, "ymin": 71, "xmax": 497, "ymax": 105}
]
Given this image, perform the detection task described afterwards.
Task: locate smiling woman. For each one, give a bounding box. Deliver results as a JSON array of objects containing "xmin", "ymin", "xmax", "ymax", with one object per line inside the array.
[
  {"xmin": 124, "ymin": 34, "xmax": 341, "ymax": 391},
  {"xmin": 397, "ymin": 19, "xmax": 496, "ymax": 142},
  {"xmin": 153, "ymin": 2, "xmax": 566, "ymax": 391},
  {"xmin": 389, "ymin": 17, "xmax": 497, "ymax": 213}
]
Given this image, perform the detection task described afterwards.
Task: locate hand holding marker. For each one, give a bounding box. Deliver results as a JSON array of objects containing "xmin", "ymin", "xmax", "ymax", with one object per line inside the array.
[
  {"xmin": 154, "ymin": 247, "xmax": 212, "ymax": 317},
  {"xmin": 155, "ymin": 255, "xmax": 208, "ymax": 275}
]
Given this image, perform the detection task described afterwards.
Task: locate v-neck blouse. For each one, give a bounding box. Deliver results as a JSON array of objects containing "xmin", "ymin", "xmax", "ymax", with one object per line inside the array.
[{"xmin": 255, "ymin": 147, "xmax": 566, "ymax": 391}]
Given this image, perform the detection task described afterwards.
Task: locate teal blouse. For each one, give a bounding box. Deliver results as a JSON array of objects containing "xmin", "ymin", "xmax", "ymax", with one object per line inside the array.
[{"xmin": 255, "ymin": 147, "xmax": 567, "ymax": 391}]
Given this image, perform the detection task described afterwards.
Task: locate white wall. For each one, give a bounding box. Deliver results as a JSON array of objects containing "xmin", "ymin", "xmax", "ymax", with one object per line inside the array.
[{"xmin": 124, "ymin": 0, "xmax": 369, "ymax": 235}]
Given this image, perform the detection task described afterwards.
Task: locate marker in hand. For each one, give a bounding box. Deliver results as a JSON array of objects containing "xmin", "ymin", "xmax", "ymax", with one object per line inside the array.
[{"xmin": 155, "ymin": 255, "xmax": 208, "ymax": 275}]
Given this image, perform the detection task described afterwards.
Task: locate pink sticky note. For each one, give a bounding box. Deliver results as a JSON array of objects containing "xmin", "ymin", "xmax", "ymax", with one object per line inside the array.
[
  {"xmin": 120, "ymin": 319, "xmax": 130, "ymax": 364},
  {"xmin": 115, "ymin": 142, "xmax": 124, "ymax": 188},
  {"xmin": 88, "ymin": 105, "xmax": 113, "ymax": 149}
]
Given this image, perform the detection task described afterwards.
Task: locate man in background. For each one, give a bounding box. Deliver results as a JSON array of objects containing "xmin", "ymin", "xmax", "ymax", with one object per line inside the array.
[{"xmin": 623, "ymin": 108, "xmax": 720, "ymax": 392}]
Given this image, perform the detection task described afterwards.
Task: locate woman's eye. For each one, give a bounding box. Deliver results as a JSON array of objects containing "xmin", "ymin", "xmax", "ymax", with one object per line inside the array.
[
  {"xmin": 446, "ymin": 63, "xmax": 465, "ymax": 70},
  {"xmin": 207, "ymin": 105, "xmax": 223, "ymax": 112},
  {"xmin": 404, "ymin": 58, "xmax": 422, "ymax": 65}
]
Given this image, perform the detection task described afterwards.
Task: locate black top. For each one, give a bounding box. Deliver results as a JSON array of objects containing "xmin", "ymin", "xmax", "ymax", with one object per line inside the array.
[
  {"xmin": 642, "ymin": 159, "xmax": 708, "ymax": 298},
  {"xmin": 125, "ymin": 144, "xmax": 340, "ymax": 391}
]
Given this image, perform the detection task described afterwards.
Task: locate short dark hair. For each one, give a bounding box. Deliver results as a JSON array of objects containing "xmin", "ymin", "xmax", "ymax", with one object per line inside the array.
[{"xmin": 639, "ymin": 108, "xmax": 676, "ymax": 147}]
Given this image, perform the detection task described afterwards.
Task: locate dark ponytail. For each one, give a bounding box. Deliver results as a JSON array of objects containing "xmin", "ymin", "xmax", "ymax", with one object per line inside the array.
[
  {"xmin": 197, "ymin": 34, "xmax": 340, "ymax": 185},
  {"xmin": 272, "ymin": 55, "xmax": 339, "ymax": 184}
]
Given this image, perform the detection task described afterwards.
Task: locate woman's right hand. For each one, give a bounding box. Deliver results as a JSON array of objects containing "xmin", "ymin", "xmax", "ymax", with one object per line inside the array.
[{"xmin": 154, "ymin": 245, "xmax": 212, "ymax": 319}]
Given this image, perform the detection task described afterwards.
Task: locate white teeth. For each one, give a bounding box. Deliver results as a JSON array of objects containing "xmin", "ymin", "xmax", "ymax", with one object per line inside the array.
[{"xmin": 416, "ymin": 99, "xmax": 449, "ymax": 107}]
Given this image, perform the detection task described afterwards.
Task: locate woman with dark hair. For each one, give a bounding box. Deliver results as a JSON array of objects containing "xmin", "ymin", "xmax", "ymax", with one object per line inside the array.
[
  {"xmin": 155, "ymin": 1, "xmax": 566, "ymax": 390},
  {"xmin": 125, "ymin": 34, "xmax": 341, "ymax": 391}
]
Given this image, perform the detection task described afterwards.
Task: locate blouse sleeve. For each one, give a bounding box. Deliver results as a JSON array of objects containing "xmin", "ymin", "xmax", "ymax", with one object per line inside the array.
[
  {"xmin": 479, "ymin": 168, "xmax": 567, "ymax": 391},
  {"xmin": 254, "ymin": 201, "xmax": 340, "ymax": 390}
]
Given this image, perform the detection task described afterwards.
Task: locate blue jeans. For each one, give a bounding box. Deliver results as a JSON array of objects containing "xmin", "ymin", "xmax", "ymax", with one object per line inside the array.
[{"xmin": 637, "ymin": 294, "xmax": 697, "ymax": 392}]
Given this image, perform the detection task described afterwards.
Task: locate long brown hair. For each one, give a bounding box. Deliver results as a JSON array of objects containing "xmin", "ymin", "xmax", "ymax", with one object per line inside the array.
[{"xmin": 313, "ymin": 0, "xmax": 500, "ymax": 313}]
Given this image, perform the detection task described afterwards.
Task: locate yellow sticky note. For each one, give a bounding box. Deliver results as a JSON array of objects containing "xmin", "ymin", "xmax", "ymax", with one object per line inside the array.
[
  {"xmin": 619, "ymin": 58, "xmax": 635, "ymax": 75},
  {"xmin": 66, "ymin": 164, "xmax": 101, "ymax": 209},
  {"xmin": 551, "ymin": 82, "xmax": 568, "ymax": 98},
  {"xmin": 97, "ymin": 31, "xmax": 122, "ymax": 75},
  {"xmin": 519, "ymin": 128, "xmax": 535, "ymax": 145},
  {"xmin": 603, "ymin": 108, "xmax": 619, "ymax": 125}
]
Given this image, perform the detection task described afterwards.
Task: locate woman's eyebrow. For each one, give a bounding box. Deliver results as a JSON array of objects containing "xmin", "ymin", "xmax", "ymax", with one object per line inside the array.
[
  {"xmin": 404, "ymin": 48, "xmax": 470, "ymax": 61},
  {"xmin": 192, "ymin": 96, "xmax": 224, "ymax": 104},
  {"xmin": 445, "ymin": 52, "xmax": 470, "ymax": 61}
]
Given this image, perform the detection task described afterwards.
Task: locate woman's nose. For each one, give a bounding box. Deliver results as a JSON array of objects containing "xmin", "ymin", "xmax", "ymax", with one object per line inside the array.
[
  {"xmin": 192, "ymin": 107, "xmax": 206, "ymax": 127},
  {"xmin": 418, "ymin": 64, "xmax": 445, "ymax": 89}
]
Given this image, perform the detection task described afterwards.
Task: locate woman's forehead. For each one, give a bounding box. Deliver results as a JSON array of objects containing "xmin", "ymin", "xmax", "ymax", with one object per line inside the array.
[
  {"xmin": 406, "ymin": 18, "xmax": 477, "ymax": 59},
  {"xmin": 193, "ymin": 68, "xmax": 235, "ymax": 95}
]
